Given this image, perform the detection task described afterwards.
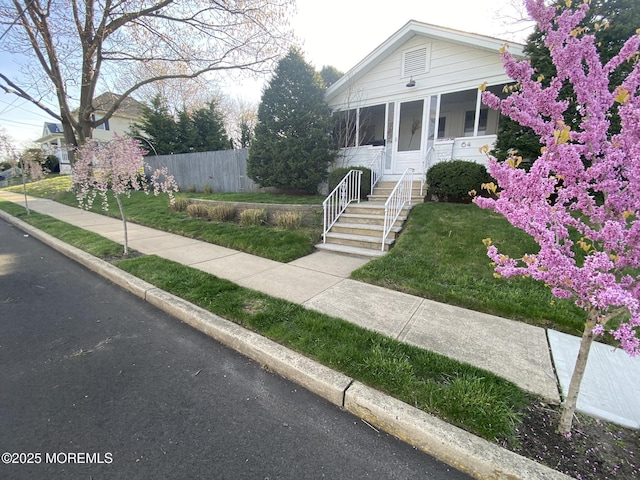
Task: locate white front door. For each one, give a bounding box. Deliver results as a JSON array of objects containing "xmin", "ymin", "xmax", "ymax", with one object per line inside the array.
[{"xmin": 393, "ymin": 99, "xmax": 425, "ymax": 174}]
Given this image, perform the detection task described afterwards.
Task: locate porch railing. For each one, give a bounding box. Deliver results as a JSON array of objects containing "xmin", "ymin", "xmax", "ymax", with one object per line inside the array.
[
  {"xmin": 322, "ymin": 169, "xmax": 362, "ymax": 243},
  {"xmin": 369, "ymin": 147, "xmax": 384, "ymax": 193},
  {"xmin": 382, "ymin": 168, "xmax": 414, "ymax": 251}
]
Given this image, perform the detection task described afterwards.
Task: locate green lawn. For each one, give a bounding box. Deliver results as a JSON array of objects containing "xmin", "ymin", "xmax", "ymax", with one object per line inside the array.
[
  {"xmin": 5, "ymin": 177, "xmax": 319, "ymax": 263},
  {"xmin": 115, "ymin": 254, "xmax": 529, "ymax": 443},
  {"xmin": 4, "ymin": 176, "xmax": 585, "ymax": 334},
  {"xmin": 351, "ymin": 202, "xmax": 586, "ymax": 336},
  {"xmin": 0, "ymin": 195, "xmax": 531, "ymax": 443},
  {"xmin": 0, "ymin": 199, "xmax": 130, "ymax": 259},
  {"xmin": 180, "ymin": 191, "xmax": 325, "ymax": 204}
]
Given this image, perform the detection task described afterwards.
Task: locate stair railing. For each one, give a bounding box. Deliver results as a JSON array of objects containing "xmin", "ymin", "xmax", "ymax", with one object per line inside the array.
[
  {"xmin": 369, "ymin": 147, "xmax": 384, "ymax": 193},
  {"xmin": 421, "ymin": 145, "xmax": 437, "ymax": 196},
  {"xmin": 382, "ymin": 168, "xmax": 414, "ymax": 251},
  {"xmin": 322, "ymin": 169, "xmax": 362, "ymax": 243}
]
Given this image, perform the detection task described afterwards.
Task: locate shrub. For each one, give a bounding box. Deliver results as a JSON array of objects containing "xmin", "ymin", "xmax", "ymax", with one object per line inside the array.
[
  {"xmin": 208, "ymin": 204, "xmax": 236, "ymax": 222},
  {"xmin": 239, "ymin": 208, "xmax": 267, "ymax": 226},
  {"xmin": 328, "ymin": 166, "xmax": 371, "ymax": 200},
  {"xmin": 44, "ymin": 155, "xmax": 60, "ymax": 173},
  {"xmin": 1, "ymin": 161, "xmax": 13, "ymax": 172},
  {"xmin": 185, "ymin": 185, "xmax": 197, "ymax": 193},
  {"xmin": 203, "ymin": 184, "xmax": 213, "ymax": 194},
  {"xmin": 186, "ymin": 203, "xmax": 209, "ymax": 218},
  {"xmin": 426, "ymin": 160, "xmax": 491, "ymax": 203},
  {"xmin": 171, "ymin": 197, "xmax": 190, "ymax": 212},
  {"xmin": 274, "ymin": 211, "xmax": 302, "ymax": 230}
]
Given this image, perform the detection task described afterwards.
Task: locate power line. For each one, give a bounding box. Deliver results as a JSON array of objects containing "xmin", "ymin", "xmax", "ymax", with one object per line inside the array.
[
  {"xmin": 0, "ymin": 0, "xmax": 38, "ymax": 44},
  {"xmin": 0, "ymin": 116, "xmax": 42, "ymax": 128}
]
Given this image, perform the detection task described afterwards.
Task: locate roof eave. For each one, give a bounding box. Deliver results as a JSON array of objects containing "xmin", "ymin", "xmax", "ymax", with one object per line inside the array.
[{"xmin": 35, "ymin": 132, "xmax": 64, "ymax": 144}]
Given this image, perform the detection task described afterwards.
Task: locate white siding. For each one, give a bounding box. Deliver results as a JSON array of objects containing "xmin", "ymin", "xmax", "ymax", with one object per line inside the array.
[
  {"xmin": 92, "ymin": 114, "xmax": 137, "ymax": 142},
  {"xmin": 329, "ymin": 36, "xmax": 509, "ymax": 109}
]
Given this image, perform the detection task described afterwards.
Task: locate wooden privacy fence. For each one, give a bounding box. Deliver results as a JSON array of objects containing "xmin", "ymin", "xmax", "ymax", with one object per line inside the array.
[{"xmin": 145, "ymin": 148, "xmax": 259, "ymax": 193}]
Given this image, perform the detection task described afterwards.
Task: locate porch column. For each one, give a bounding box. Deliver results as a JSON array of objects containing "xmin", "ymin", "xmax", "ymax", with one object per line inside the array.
[{"xmin": 473, "ymin": 89, "xmax": 482, "ymax": 137}]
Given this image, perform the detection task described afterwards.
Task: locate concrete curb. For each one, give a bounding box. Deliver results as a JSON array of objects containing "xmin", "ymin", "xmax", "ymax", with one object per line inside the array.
[
  {"xmin": 0, "ymin": 209, "xmax": 572, "ymax": 480},
  {"xmin": 345, "ymin": 382, "xmax": 570, "ymax": 480}
]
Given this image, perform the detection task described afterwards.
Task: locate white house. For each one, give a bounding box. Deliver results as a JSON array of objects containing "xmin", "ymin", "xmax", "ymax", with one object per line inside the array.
[
  {"xmin": 35, "ymin": 92, "xmax": 144, "ymax": 173},
  {"xmin": 326, "ymin": 20, "xmax": 525, "ymax": 182}
]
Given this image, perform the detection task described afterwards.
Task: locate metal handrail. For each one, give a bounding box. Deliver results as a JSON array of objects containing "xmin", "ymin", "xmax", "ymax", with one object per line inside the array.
[
  {"xmin": 382, "ymin": 168, "xmax": 414, "ymax": 251},
  {"xmin": 322, "ymin": 169, "xmax": 362, "ymax": 243},
  {"xmin": 421, "ymin": 145, "xmax": 437, "ymax": 197},
  {"xmin": 369, "ymin": 147, "xmax": 384, "ymax": 194}
]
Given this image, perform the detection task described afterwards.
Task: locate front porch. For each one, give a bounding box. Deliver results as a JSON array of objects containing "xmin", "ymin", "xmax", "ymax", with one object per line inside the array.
[
  {"xmin": 336, "ymin": 133, "xmax": 496, "ymax": 182},
  {"xmin": 35, "ymin": 123, "xmax": 72, "ymax": 174},
  {"xmin": 333, "ymin": 84, "xmax": 507, "ymax": 178}
]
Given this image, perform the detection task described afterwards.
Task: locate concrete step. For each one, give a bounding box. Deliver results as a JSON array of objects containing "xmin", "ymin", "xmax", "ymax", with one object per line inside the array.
[
  {"xmin": 345, "ymin": 203, "xmax": 410, "ymax": 217},
  {"xmin": 331, "ymin": 222, "xmax": 401, "ymax": 239},
  {"xmin": 340, "ymin": 213, "xmax": 404, "ymax": 227},
  {"xmin": 370, "ymin": 188, "xmax": 424, "ymax": 197},
  {"xmin": 367, "ymin": 194, "xmax": 425, "ymax": 203},
  {"xmin": 320, "ymin": 182, "xmax": 422, "ymax": 257},
  {"xmin": 375, "ymin": 180, "xmax": 423, "ymax": 189},
  {"xmin": 324, "ymin": 232, "xmax": 394, "ymax": 251},
  {"xmin": 372, "ymin": 185, "xmax": 423, "ymax": 193},
  {"xmin": 314, "ymin": 242, "xmax": 388, "ymax": 258}
]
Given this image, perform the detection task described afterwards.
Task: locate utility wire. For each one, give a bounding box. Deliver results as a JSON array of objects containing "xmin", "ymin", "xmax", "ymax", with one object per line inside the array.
[
  {"xmin": 0, "ymin": 0, "xmax": 38, "ymax": 44},
  {"xmin": 0, "ymin": 116, "xmax": 42, "ymax": 128}
]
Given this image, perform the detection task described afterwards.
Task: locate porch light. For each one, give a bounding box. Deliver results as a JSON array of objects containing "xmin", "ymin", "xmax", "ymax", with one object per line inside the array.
[{"xmin": 406, "ymin": 77, "xmax": 416, "ymax": 87}]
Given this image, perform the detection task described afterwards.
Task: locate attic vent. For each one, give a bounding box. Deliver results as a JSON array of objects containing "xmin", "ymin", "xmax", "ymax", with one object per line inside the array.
[{"xmin": 402, "ymin": 45, "xmax": 430, "ymax": 78}]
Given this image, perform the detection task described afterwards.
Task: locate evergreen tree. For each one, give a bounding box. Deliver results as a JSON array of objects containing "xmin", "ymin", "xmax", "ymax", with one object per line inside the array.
[
  {"xmin": 239, "ymin": 120, "xmax": 253, "ymax": 148},
  {"xmin": 129, "ymin": 94, "xmax": 179, "ymax": 155},
  {"xmin": 319, "ymin": 65, "xmax": 343, "ymax": 88},
  {"xmin": 176, "ymin": 109, "xmax": 198, "ymax": 153},
  {"xmin": 190, "ymin": 100, "xmax": 231, "ymax": 152},
  {"xmin": 132, "ymin": 96, "xmax": 231, "ymax": 154},
  {"xmin": 247, "ymin": 48, "xmax": 337, "ymax": 194},
  {"xmin": 493, "ymin": 0, "xmax": 640, "ymax": 162}
]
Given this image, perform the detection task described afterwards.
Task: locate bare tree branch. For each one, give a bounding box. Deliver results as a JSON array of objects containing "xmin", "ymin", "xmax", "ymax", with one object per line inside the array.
[
  {"xmin": 1, "ymin": 0, "xmax": 295, "ymax": 148},
  {"xmin": 0, "ymin": 72, "xmax": 61, "ymax": 120}
]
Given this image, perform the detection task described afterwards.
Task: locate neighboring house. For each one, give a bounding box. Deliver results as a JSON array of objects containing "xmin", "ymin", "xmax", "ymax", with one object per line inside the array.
[
  {"xmin": 326, "ymin": 20, "xmax": 525, "ymax": 181},
  {"xmin": 35, "ymin": 92, "xmax": 144, "ymax": 173}
]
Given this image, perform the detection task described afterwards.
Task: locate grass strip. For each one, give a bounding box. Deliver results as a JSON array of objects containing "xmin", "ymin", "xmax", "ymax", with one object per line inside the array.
[
  {"xmin": 115, "ymin": 254, "xmax": 530, "ymax": 443},
  {"xmin": 0, "ymin": 199, "xmax": 127, "ymax": 259},
  {"xmin": 0, "ymin": 193, "xmax": 532, "ymax": 443},
  {"xmin": 5, "ymin": 177, "xmax": 317, "ymax": 263}
]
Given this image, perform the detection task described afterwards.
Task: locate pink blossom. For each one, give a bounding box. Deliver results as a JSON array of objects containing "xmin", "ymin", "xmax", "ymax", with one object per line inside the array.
[
  {"xmin": 73, "ymin": 135, "xmax": 179, "ymax": 254},
  {"xmin": 476, "ymin": 0, "xmax": 640, "ymax": 355}
]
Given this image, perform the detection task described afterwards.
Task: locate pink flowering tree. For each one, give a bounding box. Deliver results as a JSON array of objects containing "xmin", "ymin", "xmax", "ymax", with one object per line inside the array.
[
  {"xmin": 73, "ymin": 135, "xmax": 178, "ymax": 255},
  {"xmin": 474, "ymin": 0, "xmax": 640, "ymax": 434},
  {"xmin": 19, "ymin": 151, "xmax": 47, "ymax": 215}
]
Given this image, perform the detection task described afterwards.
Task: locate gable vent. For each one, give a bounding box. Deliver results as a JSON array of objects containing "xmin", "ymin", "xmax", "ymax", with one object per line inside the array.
[{"xmin": 403, "ymin": 45, "xmax": 430, "ymax": 78}]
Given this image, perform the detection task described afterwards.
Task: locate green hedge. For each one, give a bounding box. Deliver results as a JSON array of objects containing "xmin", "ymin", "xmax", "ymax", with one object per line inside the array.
[
  {"xmin": 328, "ymin": 167, "xmax": 372, "ymax": 200},
  {"xmin": 426, "ymin": 160, "xmax": 491, "ymax": 203}
]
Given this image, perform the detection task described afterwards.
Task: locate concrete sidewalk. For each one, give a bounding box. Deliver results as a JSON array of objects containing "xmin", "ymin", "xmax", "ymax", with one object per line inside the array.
[{"xmin": 2, "ymin": 190, "xmax": 638, "ymax": 429}]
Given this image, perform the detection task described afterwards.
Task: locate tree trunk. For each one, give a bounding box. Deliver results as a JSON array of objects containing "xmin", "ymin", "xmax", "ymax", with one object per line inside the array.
[
  {"xmin": 557, "ymin": 309, "xmax": 598, "ymax": 435},
  {"xmin": 21, "ymin": 168, "xmax": 30, "ymax": 215},
  {"xmin": 61, "ymin": 116, "xmax": 79, "ymax": 166},
  {"xmin": 115, "ymin": 193, "xmax": 128, "ymax": 255}
]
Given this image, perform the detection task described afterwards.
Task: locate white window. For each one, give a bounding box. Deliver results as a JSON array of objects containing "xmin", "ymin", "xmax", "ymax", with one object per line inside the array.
[{"xmin": 402, "ymin": 45, "xmax": 431, "ymax": 78}]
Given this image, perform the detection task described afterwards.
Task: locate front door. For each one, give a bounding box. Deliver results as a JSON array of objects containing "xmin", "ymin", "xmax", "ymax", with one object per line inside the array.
[{"xmin": 394, "ymin": 99, "xmax": 425, "ymax": 174}]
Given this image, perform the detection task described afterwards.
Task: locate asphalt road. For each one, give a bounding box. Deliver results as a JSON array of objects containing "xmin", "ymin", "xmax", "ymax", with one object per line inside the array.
[{"xmin": 0, "ymin": 218, "xmax": 473, "ymax": 480}]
